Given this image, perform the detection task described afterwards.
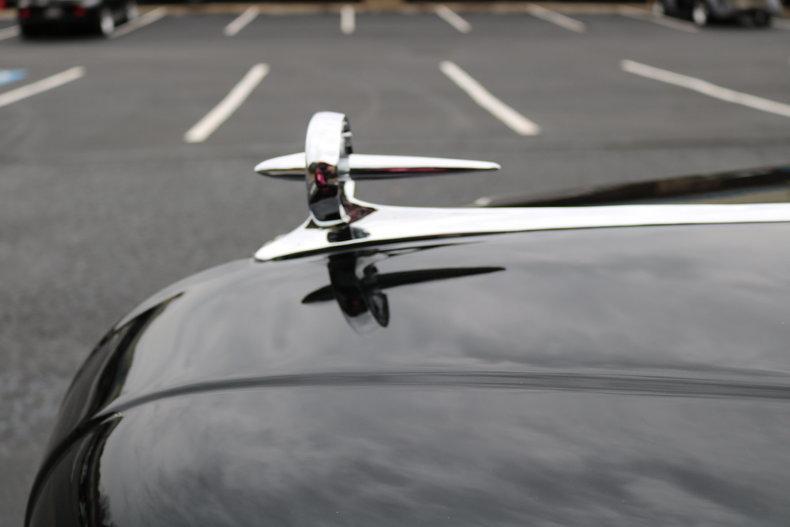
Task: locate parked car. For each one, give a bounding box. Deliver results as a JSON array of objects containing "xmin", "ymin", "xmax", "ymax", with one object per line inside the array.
[
  {"xmin": 26, "ymin": 112, "xmax": 790, "ymax": 526},
  {"xmin": 653, "ymin": 0, "xmax": 782, "ymax": 26},
  {"xmin": 16, "ymin": 0, "xmax": 137, "ymax": 37}
]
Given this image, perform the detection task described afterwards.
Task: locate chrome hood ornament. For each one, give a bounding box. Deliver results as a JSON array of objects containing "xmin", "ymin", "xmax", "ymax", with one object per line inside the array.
[
  {"xmin": 254, "ymin": 111, "xmax": 790, "ymax": 262},
  {"xmin": 255, "ymin": 112, "xmax": 500, "ymax": 229}
]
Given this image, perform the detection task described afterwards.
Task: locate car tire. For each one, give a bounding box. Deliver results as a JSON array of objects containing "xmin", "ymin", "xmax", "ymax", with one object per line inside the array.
[
  {"xmin": 751, "ymin": 11, "xmax": 772, "ymax": 27},
  {"xmin": 691, "ymin": 1, "xmax": 709, "ymax": 26},
  {"xmin": 18, "ymin": 24, "xmax": 40, "ymax": 39},
  {"xmin": 95, "ymin": 7, "xmax": 115, "ymax": 37},
  {"xmin": 122, "ymin": 1, "xmax": 138, "ymax": 23}
]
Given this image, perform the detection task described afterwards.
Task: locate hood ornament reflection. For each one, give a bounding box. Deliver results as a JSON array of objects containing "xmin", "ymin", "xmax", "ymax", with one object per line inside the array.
[
  {"xmin": 255, "ymin": 111, "xmax": 501, "ymax": 231},
  {"xmin": 301, "ymin": 248, "xmax": 505, "ymax": 333}
]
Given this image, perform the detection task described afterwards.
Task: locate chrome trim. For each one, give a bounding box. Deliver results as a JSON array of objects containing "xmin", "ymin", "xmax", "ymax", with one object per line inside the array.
[
  {"xmin": 304, "ymin": 112, "xmax": 353, "ymax": 227},
  {"xmin": 255, "ymin": 203, "xmax": 790, "ymax": 261},
  {"xmin": 256, "ymin": 153, "xmax": 501, "ymax": 180},
  {"xmin": 255, "ymin": 111, "xmax": 500, "ymax": 229},
  {"xmin": 253, "ymin": 112, "xmax": 790, "ymax": 262}
]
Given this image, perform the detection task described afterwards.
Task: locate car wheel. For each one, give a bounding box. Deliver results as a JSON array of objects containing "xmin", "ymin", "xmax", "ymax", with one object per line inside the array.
[
  {"xmin": 751, "ymin": 11, "xmax": 771, "ymax": 27},
  {"xmin": 691, "ymin": 1, "xmax": 709, "ymax": 26},
  {"xmin": 122, "ymin": 1, "xmax": 138, "ymax": 23},
  {"xmin": 96, "ymin": 7, "xmax": 115, "ymax": 37},
  {"xmin": 18, "ymin": 24, "xmax": 40, "ymax": 39}
]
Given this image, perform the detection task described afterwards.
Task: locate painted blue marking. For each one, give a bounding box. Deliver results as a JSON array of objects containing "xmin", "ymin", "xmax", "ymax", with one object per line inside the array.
[{"xmin": 0, "ymin": 69, "xmax": 27, "ymax": 87}]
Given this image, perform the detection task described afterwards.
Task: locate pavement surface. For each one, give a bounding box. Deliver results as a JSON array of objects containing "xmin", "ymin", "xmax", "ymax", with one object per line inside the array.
[{"xmin": 1, "ymin": 3, "xmax": 789, "ymax": 524}]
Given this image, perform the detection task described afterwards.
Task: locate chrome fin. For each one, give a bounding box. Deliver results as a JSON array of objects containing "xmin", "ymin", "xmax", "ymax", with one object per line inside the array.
[
  {"xmin": 255, "ymin": 111, "xmax": 500, "ymax": 229},
  {"xmin": 255, "ymin": 153, "xmax": 501, "ymax": 180}
]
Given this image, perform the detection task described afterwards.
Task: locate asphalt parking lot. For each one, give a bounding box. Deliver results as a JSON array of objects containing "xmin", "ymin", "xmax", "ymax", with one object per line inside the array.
[{"xmin": 1, "ymin": 2, "xmax": 790, "ymax": 523}]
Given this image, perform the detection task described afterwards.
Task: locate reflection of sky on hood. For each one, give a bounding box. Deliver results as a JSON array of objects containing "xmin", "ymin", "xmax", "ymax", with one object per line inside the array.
[
  {"xmin": 96, "ymin": 387, "xmax": 790, "ymax": 526},
  {"xmin": 111, "ymin": 223, "xmax": 790, "ymax": 402}
]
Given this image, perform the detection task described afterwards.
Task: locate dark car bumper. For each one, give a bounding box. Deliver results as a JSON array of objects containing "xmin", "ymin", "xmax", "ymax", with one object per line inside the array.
[
  {"xmin": 17, "ymin": 4, "xmax": 99, "ymax": 29},
  {"xmin": 708, "ymin": 0, "xmax": 783, "ymax": 17}
]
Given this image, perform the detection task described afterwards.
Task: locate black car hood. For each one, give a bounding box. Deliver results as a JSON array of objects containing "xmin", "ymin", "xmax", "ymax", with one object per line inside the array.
[
  {"xmin": 31, "ymin": 378, "xmax": 790, "ymax": 527},
  {"xmin": 28, "ymin": 223, "xmax": 790, "ymax": 526}
]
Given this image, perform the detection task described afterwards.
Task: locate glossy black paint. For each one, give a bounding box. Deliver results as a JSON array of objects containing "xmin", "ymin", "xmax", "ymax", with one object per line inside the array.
[
  {"xmin": 28, "ymin": 224, "xmax": 790, "ymax": 526},
  {"xmin": 302, "ymin": 248, "xmax": 504, "ymax": 330}
]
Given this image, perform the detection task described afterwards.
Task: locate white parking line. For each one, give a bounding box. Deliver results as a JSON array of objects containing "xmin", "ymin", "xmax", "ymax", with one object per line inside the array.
[
  {"xmin": 622, "ymin": 59, "xmax": 790, "ymax": 119},
  {"xmin": 340, "ymin": 4, "xmax": 355, "ymax": 34},
  {"xmin": 110, "ymin": 7, "xmax": 167, "ymax": 39},
  {"xmin": 526, "ymin": 4, "xmax": 585, "ymax": 33},
  {"xmin": 184, "ymin": 63, "xmax": 269, "ymax": 144},
  {"xmin": 224, "ymin": 6, "xmax": 259, "ymax": 36},
  {"xmin": 0, "ymin": 67, "xmax": 85, "ymax": 110},
  {"xmin": 440, "ymin": 61, "xmax": 540, "ymax": 136},
  {"xmin": 0, "ymin": 25, "xmax": 19, "ymax": 41},
  {"xmin": 435, "ymin": 5, "xmax": 471, "ymax": 33},
  {"xmin": 618, "ymin": 6, "xmax": 698, "ymax": 33}
]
